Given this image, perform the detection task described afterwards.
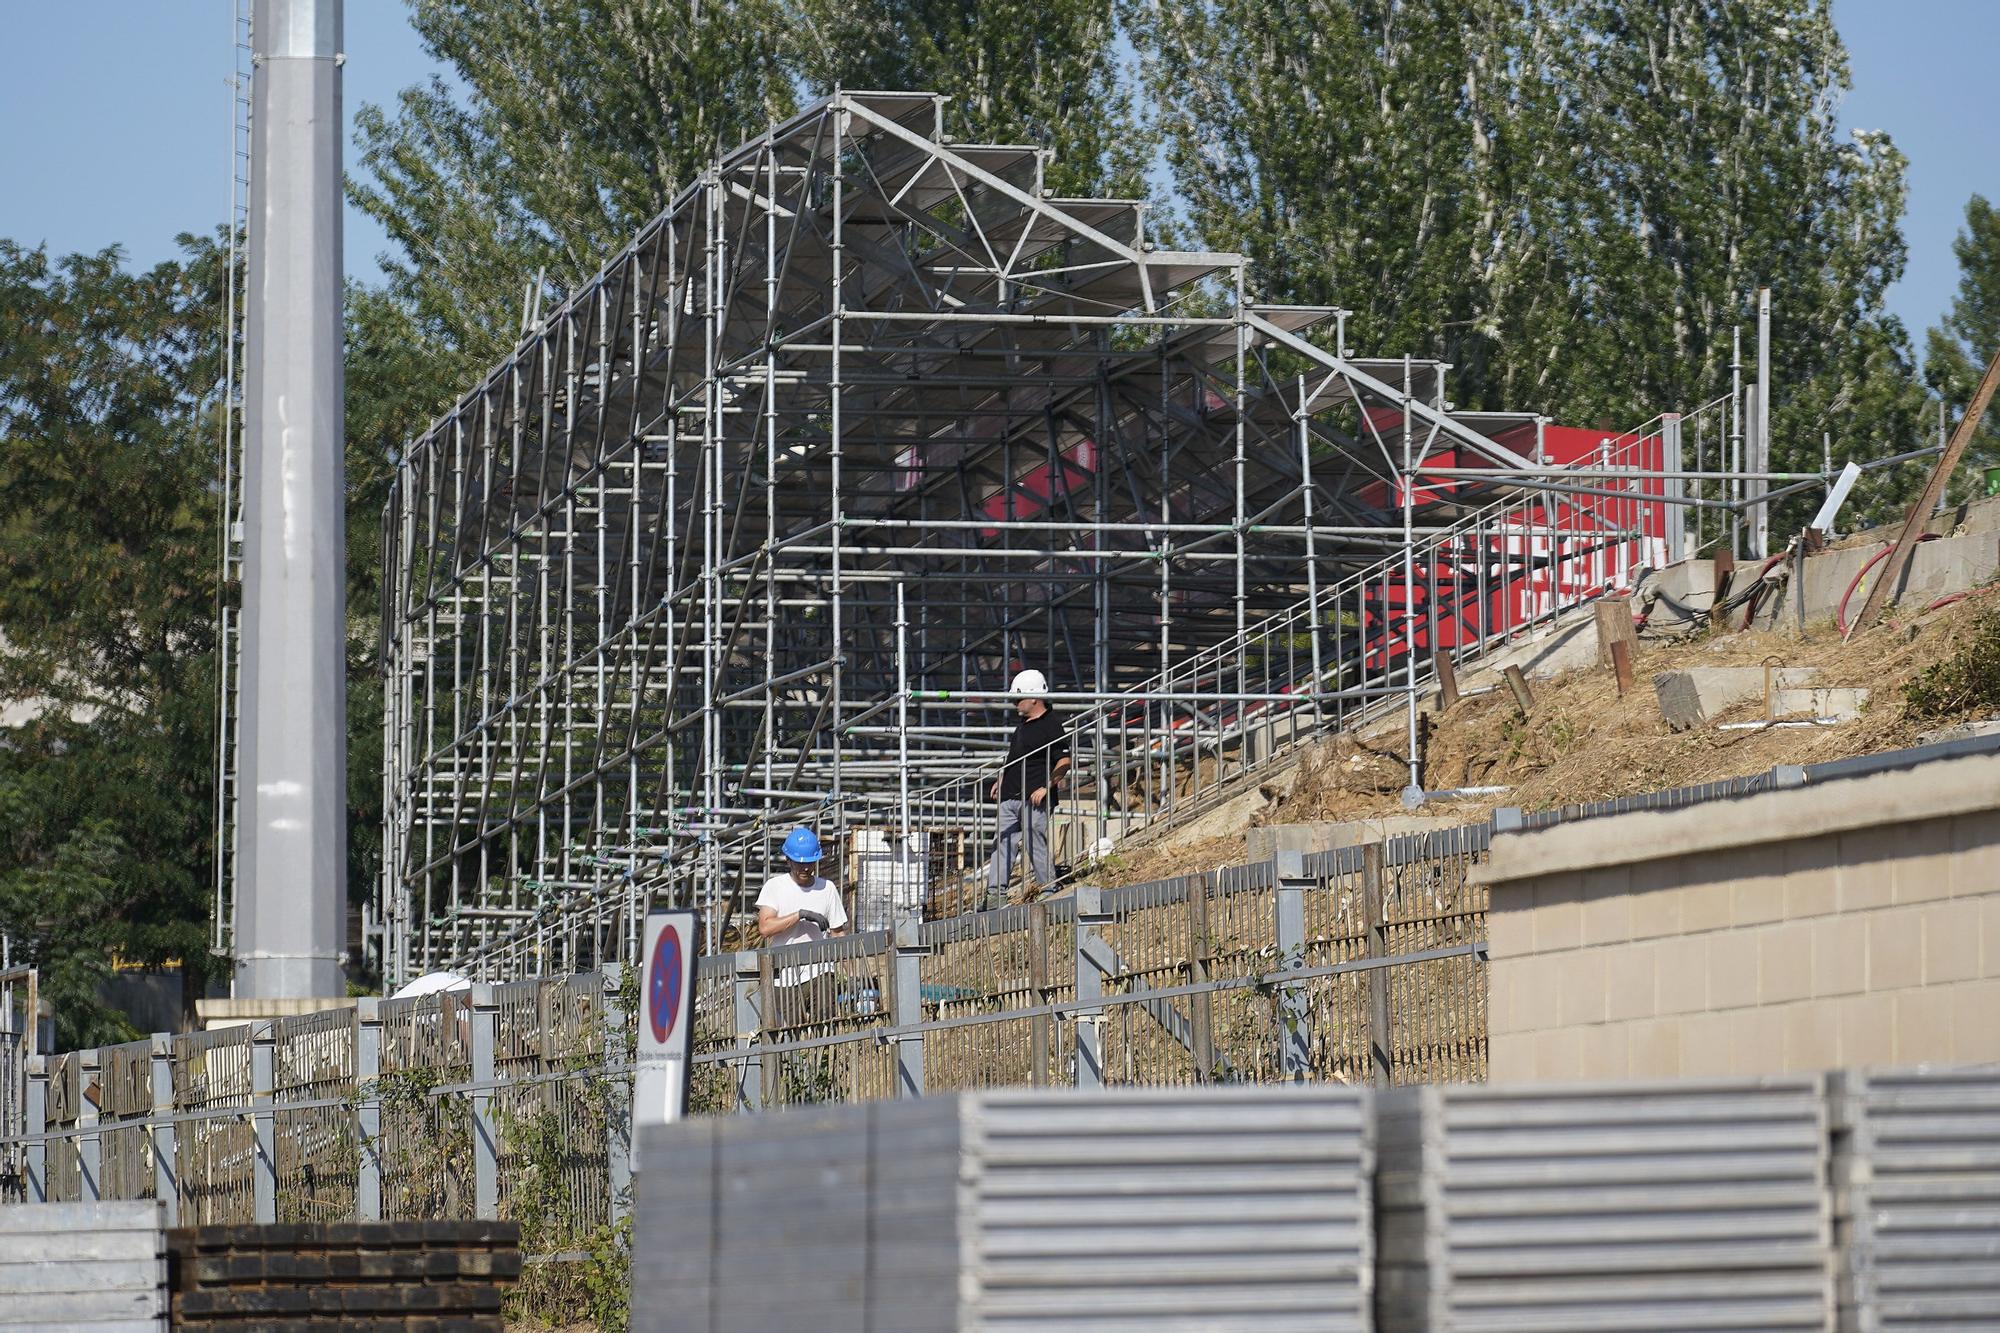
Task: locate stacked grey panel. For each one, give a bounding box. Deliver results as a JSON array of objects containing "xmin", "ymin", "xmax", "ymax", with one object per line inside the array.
[
  {"xmin": 966, "ymin": 1089, "xmax": 1372, "ymax": 1331},
  {"xmin": 635, "ymin": 1086, "xmax": 1373, "ymax": 1332},
  {"xmin": 1378, "ymin": 1078, "xmax": 1831, "ymax": 1330},
  {"xmin": 1839, "ymin": 1065, "xmax": 2000, "ymax": 1330},
  {"xmin": 0, "ymin": 1200, "xmax": 166, "ymax": 1330}
]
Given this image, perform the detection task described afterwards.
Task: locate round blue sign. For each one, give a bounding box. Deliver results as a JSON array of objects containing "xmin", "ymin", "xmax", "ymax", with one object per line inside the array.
[{"xmin": 648, "ymin": 925, "xmax": 684, "ymax": 1045}]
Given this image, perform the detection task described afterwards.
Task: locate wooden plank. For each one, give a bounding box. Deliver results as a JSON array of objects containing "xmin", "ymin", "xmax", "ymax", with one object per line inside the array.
[
  {"xmin": 0, "ymin": 1291, "xmax": 162, "ymax": 1323},
  {"xmin": 1610, "ymin": 640, "xmax": 1633, "ymax": 697},
  {"xmin": 1849, "ymin": 344, "xmax": 2000, "ymax": 636},
  {"xmin": 0, "ymin": 1233, "xmax": 161, "ymax": 1264},
  {"xmin": 1710, "ymin": 548, "xmax": 1735, "ymax": 629},
  {"xmin": 1593, "ymin": 598, "xmax": 1638, "ymax": 668},
  {"xmin": 0, "ymin": 1202, "xmax": 158, "ymax": 1233},
  {"xmin": 1434, "ymin": 653, "xmax": 1460, "ymax": 712},
  {"xmin": 1502, "ymin": 666, "xmax": 1534, "ymax": 714},
  {"xmin": 0, "ymin": 1258, "xmax": 164, "ymax": 1295}
]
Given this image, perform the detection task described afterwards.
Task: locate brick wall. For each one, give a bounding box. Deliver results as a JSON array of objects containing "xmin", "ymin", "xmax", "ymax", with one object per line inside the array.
[
  {"xmin": 1484, "ymin": 752, "xmax": 2000, "ymax": 1080},
  {"xmin": 165, "ymin": 1219, "xmax": 521, "ymax": 1330}
]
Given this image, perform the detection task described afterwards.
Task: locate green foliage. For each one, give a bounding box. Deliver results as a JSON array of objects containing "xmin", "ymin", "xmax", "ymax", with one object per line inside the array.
[
  {"xmin": 1925, "ymin": 195, "xmax": 2000, "ymax": 502},
  {"xmin": 791, "ymin": 0, "xmax": 1144, "ymax": 197},
  {"xmin": 1903, "ymin": 609, "xmax": 2000, "ymax": 721},
  {"xmin": 351, "ymin": 0, "xmax": 798, "ymax": 386},
  {"xmin": 0, "ymin": 238, "xmax": 227, "ymax": 1046}
]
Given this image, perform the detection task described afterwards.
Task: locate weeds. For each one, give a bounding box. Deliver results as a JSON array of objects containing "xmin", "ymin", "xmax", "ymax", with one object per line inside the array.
[{"xmin": 1904, "ymin": 609, "xmax": 2000, "ymax": 719}]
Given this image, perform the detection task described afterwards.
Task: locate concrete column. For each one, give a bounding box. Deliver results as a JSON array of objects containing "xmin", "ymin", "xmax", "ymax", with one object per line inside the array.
[
  {"xmin": 355, "ymin": 998, "xmax": 382, "ymax": 1220},
  {"xmin": 732, "ymin": 953, "xmax": 762, "ymax": 1113},
  {"xmin": 236, "ymin": 0, "xmax": 347, "ymax": 999},
  {"xmin": 76, "ymin": 1051, "xmax": 101, "ymax": 1202},
  {"xmin": 468, "ymin": 991, "xmax": 499, "ymax": 1219},
  {"xmin": 25, "ymin": 1055, "xmax": 47, "ymax": 1203},
  {"xmin": 892, "ymin": 920, "xmax": 927, "ymax": 1098},
  {"xmin": 250, "ymin": 1027, "xmax": 277, "ymax": 1222},
  {"xmin": 1073, "ymin": 887, "xmax": 1108, "ymax": 1089},
  {"xmin": 1661, "ymin": 413, "xmax": 1686, "ymax": 563},
  {"xmin": 1274, "ymin": 852, "xmax": 1312, "ymax": 1081},
  {"xmin": 149, "ymin": 1035, "xmax": 178, "ymax": 1224},
  {"xmin": 601, "ymin": 970, "xmax": 632, "ymax": 1220}
]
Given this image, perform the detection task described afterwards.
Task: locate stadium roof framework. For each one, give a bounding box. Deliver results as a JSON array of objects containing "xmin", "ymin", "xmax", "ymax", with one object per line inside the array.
[{"xmin": 377, "ymin": 91, "xmax": 1610, "ymax": 985}]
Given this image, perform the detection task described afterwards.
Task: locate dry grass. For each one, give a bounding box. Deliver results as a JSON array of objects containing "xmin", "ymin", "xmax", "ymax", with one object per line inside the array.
[{"xmin": 1101, "ymin": 589, "xmax": 2000, "ymax": 881}]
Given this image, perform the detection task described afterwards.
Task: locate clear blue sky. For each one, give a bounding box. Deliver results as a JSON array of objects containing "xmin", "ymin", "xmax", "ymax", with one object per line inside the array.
[{"xmin": 0, "ymin": 2, "xmax": 1991, "ymax": 360}]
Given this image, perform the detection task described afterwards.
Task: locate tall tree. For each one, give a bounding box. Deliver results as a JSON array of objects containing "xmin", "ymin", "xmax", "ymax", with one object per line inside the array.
[
  {"xmin": 351, "ymin": 0, "xmax": 797, "ymax": 386},
  {"xmin": 0, "ymin": 239, "xmax": 226, "ymax": 1045},
  {"xmin": 1925, "ymin": 195, "xmax": 2000, "ymax": 499},
  {"xmin": 789, "ymin": 0, "xmax": 1144, "ymax": 196},
  {"xmin": 1134, "ymin": 0, "xmax": 1928, "ymax": 520}
]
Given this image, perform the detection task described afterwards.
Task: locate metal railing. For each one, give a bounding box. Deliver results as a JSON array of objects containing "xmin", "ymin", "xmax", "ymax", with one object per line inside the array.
[{"xmin": 1, "ymin": 823, "xmax": 1487, "ymax": 1225}]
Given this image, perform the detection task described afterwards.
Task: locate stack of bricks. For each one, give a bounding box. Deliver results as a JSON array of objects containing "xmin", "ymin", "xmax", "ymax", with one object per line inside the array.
[{"xmin": 165, "ymin": 1220, "xmax": 522, "ymax": 1331}]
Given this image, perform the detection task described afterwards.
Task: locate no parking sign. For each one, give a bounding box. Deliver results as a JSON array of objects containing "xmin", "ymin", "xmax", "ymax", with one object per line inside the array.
[{"xmin": 635, "ymin": 907, "xmax": 698, "ymax": 1141}]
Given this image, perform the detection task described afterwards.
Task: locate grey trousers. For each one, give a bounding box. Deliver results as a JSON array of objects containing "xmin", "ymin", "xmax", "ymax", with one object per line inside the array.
[{"xmin": 986, "ymin": 797, "xmax": 1054, "ymax": 905}]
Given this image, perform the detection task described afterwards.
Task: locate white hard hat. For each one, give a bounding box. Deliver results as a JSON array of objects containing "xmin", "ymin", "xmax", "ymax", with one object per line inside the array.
[{"xmin": 1009, "ymin": 668, "xmax": 1049, "ymax": 697}]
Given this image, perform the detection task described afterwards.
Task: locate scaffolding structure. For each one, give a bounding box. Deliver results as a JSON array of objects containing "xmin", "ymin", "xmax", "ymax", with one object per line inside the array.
[{"xmin": 379, "ymin": 91, "xmax": 1770, "ymax": 986}]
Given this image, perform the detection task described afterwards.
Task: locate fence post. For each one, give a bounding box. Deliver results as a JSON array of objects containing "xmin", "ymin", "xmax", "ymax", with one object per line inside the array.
[
  {"xmin": 25, "ymin": 1054, "xmax": 47, "ymax": 1202},
  {"xmin": 355, "ymin": 999, "xmax": 382, "ymax": 1222},
  {"xmin": 250, "ymin": 1025, "xmax": 277, "ymax": 1222},
  {"xmin": 1361, "ymin": 844, "xmax": 1394, "ymax": 1087},
  {"xmin": 1073, "ymin": 886, "xmax": 1108, "ymax": 1090},
  {"xmin": 601, "ymin": 969, "xmax": 632, "ymax": 1222},
  {"xmin": 732, "ymin": 952, "xmax": 763, "ymax": 1113},
  {"xmin": 149, "ymin": 1034, "xmax": 177, "ymax": 1224},
  {"xmin": 469, "ymin": 987, "xmax": 500, "ymax": 1220},
  {"xmin": 1274, "ymin": 852, "xmax": 1313, "ymax": 1082},
  {"xmin": 892, "ymin": 920, "xmax": 926, "ymax": 1098},
  {"xmin": 77, "ymin": 1048, "xmax": 101, "ymax": 1202}
]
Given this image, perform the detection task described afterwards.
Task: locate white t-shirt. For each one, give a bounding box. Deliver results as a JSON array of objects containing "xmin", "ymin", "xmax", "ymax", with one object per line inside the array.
[{"xmin": 756, "ymin": 872, "xmax": 849, "ymax": 984}]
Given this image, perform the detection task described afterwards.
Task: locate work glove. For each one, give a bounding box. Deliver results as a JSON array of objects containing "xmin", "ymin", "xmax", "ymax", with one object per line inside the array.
[{"xmin": 796, "ymin": 909, "xmax": 831, "ymax": 933}]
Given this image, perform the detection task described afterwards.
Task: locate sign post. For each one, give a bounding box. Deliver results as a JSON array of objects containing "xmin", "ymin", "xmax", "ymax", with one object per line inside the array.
[{"xmin": 634, "ymin": 907, "xmax": 698, "ymax": 1164}]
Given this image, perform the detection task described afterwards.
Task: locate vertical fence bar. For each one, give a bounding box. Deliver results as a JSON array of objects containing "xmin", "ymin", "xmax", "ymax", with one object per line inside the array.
[
  {"xmin": 1362, "ymin": 845, "xmax": 1393, "ymax": 1087},
  {"xmin": 893, "ymin": 921, "xmax": 926, "ymax": 1098},
  {"xmin": 469, "ymin": 990, "xmax": 499, "ymax": 1220},
  {"xmin": 1073, "ymin": 887, "xmax": 1106, "ymax": 1090},
  {"xmin": 249, "ymin": 1027, "xmax": 275, "ymax": 1222},
  {"xmin": 1275, "ymin": 852, "xmax": 1312, "ymax": 1081},
  {"xmin": 1029, "ymin": 904, "xmax": 1052, "ymax": 1086},
  {"xmin": 356, "ymin": 999, "xmax": 382, "ymax": 1221},
  {"xmin": 150, "ymin": 1035, "xmax": 177, "ymax": 1224}
]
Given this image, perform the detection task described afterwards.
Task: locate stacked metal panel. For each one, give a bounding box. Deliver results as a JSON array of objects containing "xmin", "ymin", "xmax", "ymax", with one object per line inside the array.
[
  {"xmin": 635, "ymin": 1086, "xmax": 1373, "ymax": 1332},
  {"xmin": 0, "ymin": 1200, "xmax": 166, "ymax": 1330},
  {"xmin": 1839, "ymin": 1065, "xmax": 2000, "ymax": 1331},
  {"xmin": 963, "ymin": 1088, "xmax": 1373, "ymax": 1331},
  {"xmin": 1378, "ymin": 1078, "xmax": 1832, "ymax": 1330}
]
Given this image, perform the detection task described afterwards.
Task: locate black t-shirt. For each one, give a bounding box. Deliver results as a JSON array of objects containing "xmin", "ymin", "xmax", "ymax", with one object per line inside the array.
[{"xmin": 998, "ymin": 709, "xmax": 1070, "ymax": 800}]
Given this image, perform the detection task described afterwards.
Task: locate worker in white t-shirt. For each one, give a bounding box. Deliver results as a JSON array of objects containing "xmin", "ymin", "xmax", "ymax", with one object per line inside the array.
[{"xmin": 755, "ymin": 826, "xmax": 849, "ymax": 1024}]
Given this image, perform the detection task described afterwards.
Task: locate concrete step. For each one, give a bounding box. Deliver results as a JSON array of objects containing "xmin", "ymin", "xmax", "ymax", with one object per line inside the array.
[
  {"xmin": 1769, "ymin": 686, "xmax": 1869, "ymax": 721},
  {"xmin": 1653, "ymin": 666, "xmax": 1822, "ymax": 731}
]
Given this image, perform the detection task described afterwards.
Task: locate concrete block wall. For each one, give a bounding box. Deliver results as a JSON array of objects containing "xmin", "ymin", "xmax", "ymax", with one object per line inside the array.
[{"xmin": 1484, "ymin": 751, "xmax": 2000, "ymax": 1081}]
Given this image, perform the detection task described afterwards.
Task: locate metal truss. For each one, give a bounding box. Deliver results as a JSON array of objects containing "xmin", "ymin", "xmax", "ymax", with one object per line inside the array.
[{"xmin": 377, "ymin": 91, "xmax": 1635, "ymax": 986}]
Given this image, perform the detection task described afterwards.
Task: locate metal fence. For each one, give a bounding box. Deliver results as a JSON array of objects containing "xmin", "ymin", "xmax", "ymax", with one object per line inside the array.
[{"xmin": 1, "ymin": 825, "xmax": 1488, "ymax": 1234}]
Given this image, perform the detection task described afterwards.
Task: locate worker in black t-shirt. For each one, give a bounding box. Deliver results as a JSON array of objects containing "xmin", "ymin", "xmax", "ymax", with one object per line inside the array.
[{"xmin": 984, "ymin": 669, "xmax": 1072, "ymax": 908}]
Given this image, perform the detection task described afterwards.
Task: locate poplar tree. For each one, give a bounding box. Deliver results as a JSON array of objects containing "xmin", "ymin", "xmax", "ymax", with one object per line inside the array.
[
  {"xmin": 789, "ymin": 0, "xmax": 1144, "ymax": 196},
  {"xmin": 0, "ymin": 239, "xmax": 227, "ymax": 1044},
  {"xmin": 1925, "ymin": 195, "xmax": 2000, "ymax": 498},
  {"xmin": 1133, "ymin": 0, "xmax": 1928, "ymax": 519},
  {"xmin": 350, "ymin": 0, "xmax": 797, "ymax": 384}
]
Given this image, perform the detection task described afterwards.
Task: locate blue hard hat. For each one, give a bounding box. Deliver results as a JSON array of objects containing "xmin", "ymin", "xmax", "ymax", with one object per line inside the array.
[{"xmin": 783, "ymin": 826, "xmax": 823, "ymax": 863}]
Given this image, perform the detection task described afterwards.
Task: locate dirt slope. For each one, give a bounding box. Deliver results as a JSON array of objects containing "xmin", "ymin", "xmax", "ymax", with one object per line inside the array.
[{"xmin": 1097, "ymin": 586, "xmax": 2000, "ymax": 886}]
